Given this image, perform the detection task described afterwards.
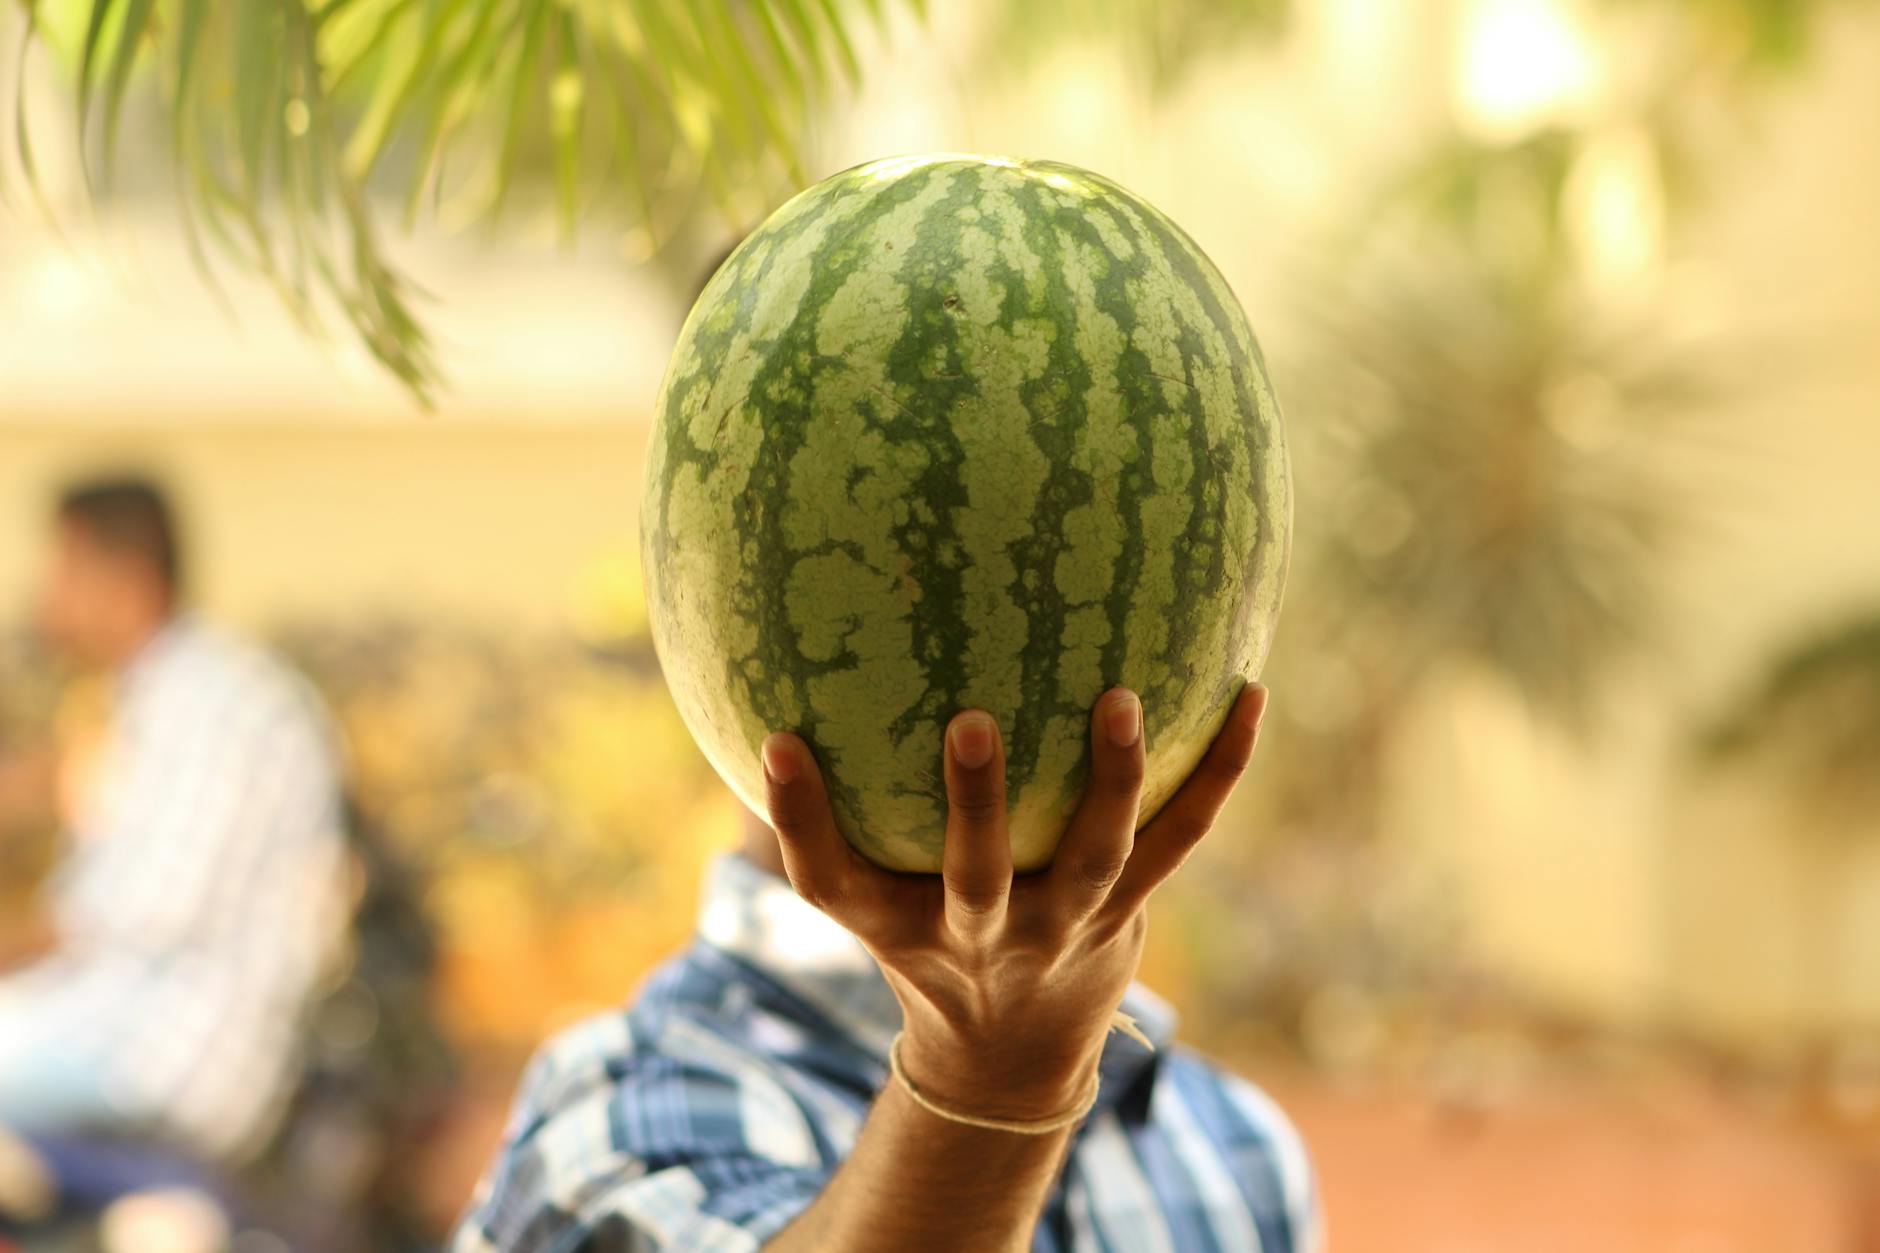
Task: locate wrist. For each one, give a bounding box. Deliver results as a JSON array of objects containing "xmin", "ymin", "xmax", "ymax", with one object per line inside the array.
[{"xmin": 894, "ymin": 1022, "xmax": 1105, "ymax": 1123}]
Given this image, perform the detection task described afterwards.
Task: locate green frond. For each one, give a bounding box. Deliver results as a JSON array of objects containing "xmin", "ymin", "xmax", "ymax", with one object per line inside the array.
[
  {"xmin": 1700, "ymin": 614, "xmax": 1880, "ymax": 823},
  {"xmin": 4, "ymin": 0, "xmax": 896, "ymax": 401},
  {"xmin": 1599, "ymin": 0, "xmax": 1880, "ymax": 76},
  {"xmin": 1280, "ymin": 226, "xmax": 1715, "ymax": 731},
  {"xmin": 980, "ymin": 0, "xmax": 1293, "ymax": 95}
]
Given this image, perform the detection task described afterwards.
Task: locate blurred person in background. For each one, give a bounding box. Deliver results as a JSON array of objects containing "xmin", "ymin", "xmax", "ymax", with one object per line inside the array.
[{"xmin": 0, "ymin": 477, "xmax": 348, "ymax": 1234}]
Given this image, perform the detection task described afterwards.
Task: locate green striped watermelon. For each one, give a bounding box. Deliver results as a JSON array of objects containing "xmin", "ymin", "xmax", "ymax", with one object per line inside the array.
[{"xmin": 642, "ymin": 154, "xmax": 1290, "ymax": 873}]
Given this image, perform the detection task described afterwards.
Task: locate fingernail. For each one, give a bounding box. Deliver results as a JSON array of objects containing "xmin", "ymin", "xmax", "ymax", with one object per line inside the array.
[
  {"xmin": 762, "ymin": 735, "xmax": 799, "ymax": 784},
  {"xmin": 950, "ymin": 713, "xmax": 995, "ymax": 769},
  {"xmin": 1105, "ymin": 691, "xmax": 1141, "ymax": 746}
]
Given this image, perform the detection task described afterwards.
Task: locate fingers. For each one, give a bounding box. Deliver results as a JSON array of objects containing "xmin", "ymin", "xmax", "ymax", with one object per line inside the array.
[
  {"xmin": 763, "ymin": 732, "xmax": 863, "ymax": 921},
  {"xmin": 1048, "ymin": 687, "xmax": 1146, "ymax": 918},
  {"xmin": 942, "ymin": 709, "xmax": 1012, "ymax": 936},
  {"xmin": 1105, "ymin": 683, "xmax": 1267, "ymax": 918}
]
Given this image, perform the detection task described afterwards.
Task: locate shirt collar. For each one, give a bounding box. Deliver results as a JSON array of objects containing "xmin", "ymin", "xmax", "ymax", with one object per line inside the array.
[{"xmin": 696, "ymin": 852, "xmax": 1178, "ymax": 1120}]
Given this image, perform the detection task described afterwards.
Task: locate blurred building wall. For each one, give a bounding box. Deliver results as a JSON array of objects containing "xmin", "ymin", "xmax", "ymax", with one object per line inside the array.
[{"xmin": 0, "ymin": 422, "xmax": 647, "ymax": 631}]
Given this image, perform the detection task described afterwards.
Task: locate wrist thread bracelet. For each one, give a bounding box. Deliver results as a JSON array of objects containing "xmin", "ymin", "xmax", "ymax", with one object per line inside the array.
[{"xmin": 886, "ymin": 1010, "xmax": 1153, "ymax": 1136}]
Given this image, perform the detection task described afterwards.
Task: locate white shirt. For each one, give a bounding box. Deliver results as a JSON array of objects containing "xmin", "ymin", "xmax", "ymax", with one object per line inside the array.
[{"xmin": 0, "ymin": 615, "xmax": 347, "ymax": 1160}]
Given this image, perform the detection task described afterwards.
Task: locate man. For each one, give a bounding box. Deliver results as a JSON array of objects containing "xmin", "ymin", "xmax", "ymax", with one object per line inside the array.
[
  {"xmin": 454, "ymin": 683, "xmax": 1319, "ymax": 1251},
  {"xmin": 0, "ymin": 478, "xmax": 347, "ymax": 1197}
]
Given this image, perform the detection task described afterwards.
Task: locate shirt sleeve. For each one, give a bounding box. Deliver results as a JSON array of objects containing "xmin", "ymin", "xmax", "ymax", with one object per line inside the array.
[{"xmin": 453, "ymin": 1034, "xmax": 833, "ymax": 1253}]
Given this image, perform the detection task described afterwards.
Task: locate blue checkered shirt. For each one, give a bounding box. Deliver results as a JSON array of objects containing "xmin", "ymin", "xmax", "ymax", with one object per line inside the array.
[{"xmin": 452, "ymin": 853, "xmax": 1320, "ymax": 1252}]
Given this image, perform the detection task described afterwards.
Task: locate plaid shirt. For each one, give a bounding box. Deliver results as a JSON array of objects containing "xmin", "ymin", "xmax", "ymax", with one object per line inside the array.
[
  {"xmin": 0, "ymin": 616, "xmax": 346, "ymax": 1159},
  {"xmin": 454, "ymin": 853, "xmax": 1320, "ymax": 1252}
]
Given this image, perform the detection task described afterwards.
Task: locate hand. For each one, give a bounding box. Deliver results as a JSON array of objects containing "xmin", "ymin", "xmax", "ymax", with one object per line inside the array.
[{"xmin": 761, "ymin": 683, "xmax": 1268, "ymax": 1123}]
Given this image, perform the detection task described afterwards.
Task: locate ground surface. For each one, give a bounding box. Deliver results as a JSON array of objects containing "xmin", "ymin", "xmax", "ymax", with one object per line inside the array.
[{"xmin": 1261, "ymin": 1068, "xmax": 1879, "ymax": 1253}]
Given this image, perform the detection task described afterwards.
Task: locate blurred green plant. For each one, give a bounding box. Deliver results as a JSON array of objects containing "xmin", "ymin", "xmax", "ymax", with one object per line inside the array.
[
  {"xmin": 3, "ymin": 0, "xmax": 920, "ymax": 400},
  {"xmin": 1607, "ymin": 0, "xmax": 1879, "ymax": 74},
  {"xmin": 1258, "ymin": 0, "xmax": 1871, "ymax": 797},
  {"xmin": 5, "ymin": 0, "xmax": 1870, "ymax": 401},
  {"xmin": 1176, "ymin": 216, "xmax": 1717, "ymax": 1057},
  {"xmin": 1284, "ymin": 241, "xmax": 1711, "ymax": 730},
  {"xmin": 269, "ymin": 616, "xmax": 730, "ymax": 1042},
  {"xmin": 1173, "ymin": 0, "xmax": 1880, "ymax": 1057},
  {"xmin": 1700, "ymin": 613, "xmax": 1880, "ymax": 824},
  {"xmin": 981, "ymin": 0, "xmax": 1291, "ymax": 95}
]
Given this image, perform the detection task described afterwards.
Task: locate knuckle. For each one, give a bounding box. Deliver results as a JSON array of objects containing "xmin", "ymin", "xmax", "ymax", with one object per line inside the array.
[
  {"xmin": 765, "ymin": 784, "xmax": 810, "ymax": 831},
  {"xmin": 1105, "ymin": 755, "xmax": 1146, "ymax": 798},
  {"xmin": 785, "ymin": 869, "xmax": 838, "ymax": 906},
  {"xmin": 1208, "ymin": 750, "xmax": 1250, "ymax": 788},
  {"xmin": 1067, "ymin": 853, "xmax": 1128, "ymax": 895},
  {"xmin": 947, "ymin": 879, "xmax": 1007, "ymax": 917},
  {"xmin": 1166, "ymin": 817, "xmax": 1208, "ymax": 852},
  {"xmin": 792, "ymin": 877, "xmax": 844, "ymax": 914},
  {"xmin": 772, "ymin": 813, "xmax": 820, "ymax": 848},
  {"xmin": 1090, "ymin": 905, "xmax": 1141, "ymax": 944},
  {"xmin": 1157, "ymin": 841, "xmax": 1205, "ymax": 884},
  {"xmin": 949, "ymin": 790, "xmax": 1004, "ymax": 826},
  {"xmin": 766, "ymin": 802, "xmax": 803, "ymax": 837}
]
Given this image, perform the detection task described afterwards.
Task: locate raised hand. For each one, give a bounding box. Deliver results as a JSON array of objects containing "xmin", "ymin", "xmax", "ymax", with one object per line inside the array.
[{"xmin": 761, "ymin": 683, "xmax": 1268, "ymax": 1121}]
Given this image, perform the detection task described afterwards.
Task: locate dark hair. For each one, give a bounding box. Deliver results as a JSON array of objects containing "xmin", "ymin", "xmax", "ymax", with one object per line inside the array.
[{"xmin": 56, "ymin": 476, "xmax": 183, "ymax": 597}]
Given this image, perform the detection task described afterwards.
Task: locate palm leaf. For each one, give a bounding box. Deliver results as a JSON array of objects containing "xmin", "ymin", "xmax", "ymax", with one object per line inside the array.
[
  {"xmin": 1279, "ymin": 221, "xmax": 1718, "ymax": 731},
  {"xmin": 1701, "ymin": 614, "xmax": 1880, "ymax": 824},
  {"xmin": 4, "ymin": 0, "xmax": 907, "ymax": 401}
]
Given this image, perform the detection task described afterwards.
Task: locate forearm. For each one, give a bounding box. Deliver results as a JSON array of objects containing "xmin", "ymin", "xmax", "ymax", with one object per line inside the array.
[{"xmin": 767, "ymin": 1081, "xmax": 1075, "ymax": 1253}]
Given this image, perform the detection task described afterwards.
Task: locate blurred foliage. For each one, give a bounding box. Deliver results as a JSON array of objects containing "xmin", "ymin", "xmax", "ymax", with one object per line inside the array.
[
  {"xmin": 1283, "ymin": 235, "xmax": 1709, "ymax": 730},
  {"xmin": 4, "ymin": 0, "xmax": 915, "ymax": 399},
  {"xmin": 1701, "ymin": 613, "xmax": 1880, "ymax": 825},
  {"xmin": 1256, "ymin": 0, "xmax": 1868, "ymax": 785},
  {"xmin": 1180, "ymin": 0, "xmax": 1860, "ymax": 1059},
  {"xmin": 1142, "ymin": 136, "xmax": 1718, "ymax": 1055},
  {"xmin": 981, "ymin": 0, "xmax": 1291, "ymax": 94},
  {"xmin": 6, "ymin": 0, "xmax": 1872, "ymax": 398},
  {"xmin": 0, "ymin": 634, "xmax": 65, "ymax": 753},
  {"xmin": 273, "ymin": 616, "xmax": 733, "ymax": 1051},
  {"xmin": 240, "ymin": 797, "xmax": 455, "ymax": 1249},
  {"xmin": 1609, "ymin": 0, "xmax": 1880, "ymax": 74},
  {"xmin": 0, "ymin": 635, "xmax": 62, "ymax": 917}
]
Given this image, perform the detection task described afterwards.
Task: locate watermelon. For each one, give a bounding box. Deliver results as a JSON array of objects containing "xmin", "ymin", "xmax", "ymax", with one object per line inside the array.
[{"xmin": 641, "ymin": 154, "xmax": 1290, "ymax": 873}]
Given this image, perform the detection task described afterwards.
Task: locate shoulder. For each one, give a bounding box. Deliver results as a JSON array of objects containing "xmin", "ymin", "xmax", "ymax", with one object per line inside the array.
[
  {"xmin": 454, "ymin": 951, "xmax": 834, "ymax": 1253},
  {"xmin": 1157, "ymin": 1050, "xmax": 1322, "ymax": 1253},
  {"xmin": 504, "ymin": 948, "xmax": 831, "ymax": 1155},
  {"xmin": 502, "ymin": 1008, "xmax": 640, "ymax": 1137},
  {"xmin": 135, "ymin": 619, "xmax": 334, "ymax": 759}
]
